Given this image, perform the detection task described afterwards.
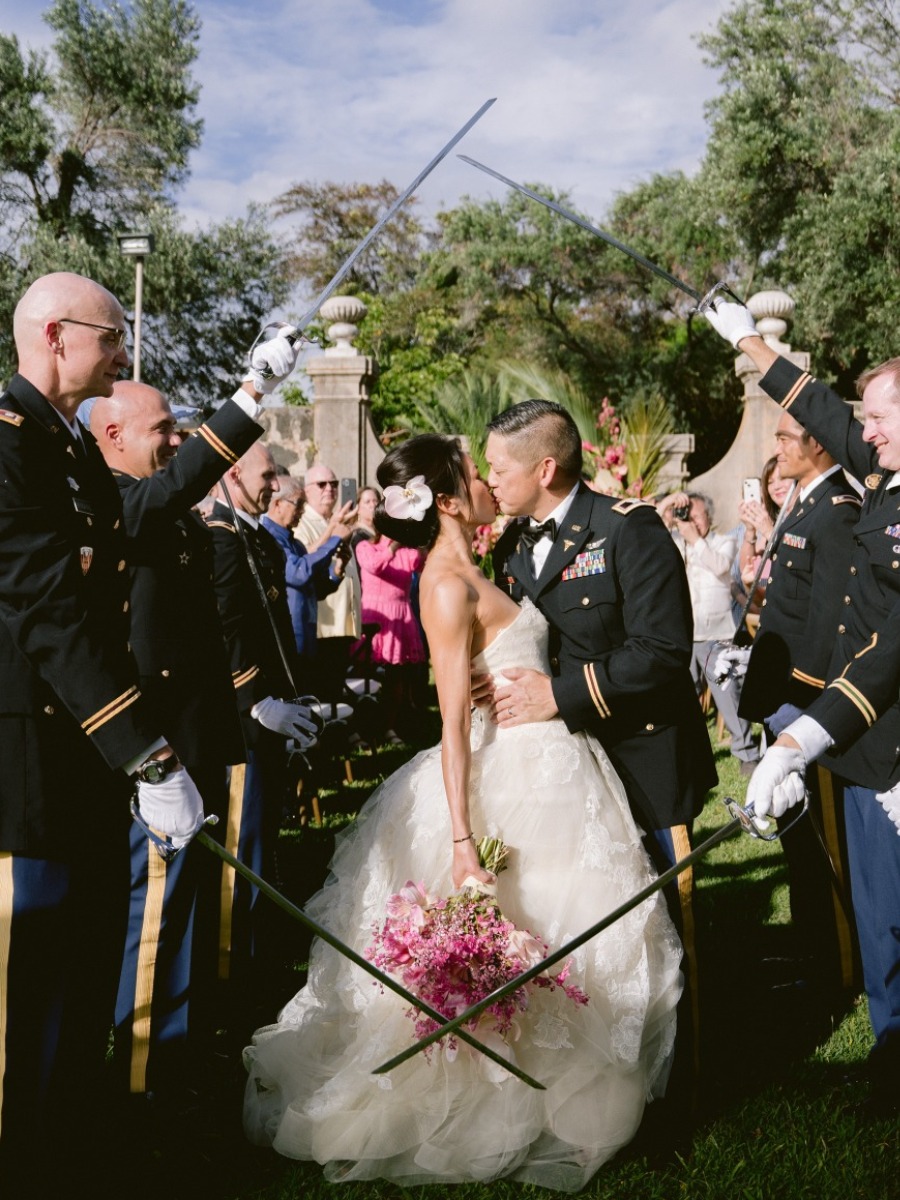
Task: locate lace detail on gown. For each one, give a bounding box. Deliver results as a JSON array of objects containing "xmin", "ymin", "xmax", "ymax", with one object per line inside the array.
[{"xmin": 243, "ymin": 598, "xmax": 683, "ymax": 1193}]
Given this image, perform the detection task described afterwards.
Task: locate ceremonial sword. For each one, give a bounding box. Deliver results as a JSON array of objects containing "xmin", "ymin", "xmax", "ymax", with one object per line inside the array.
[
  {"xmin": 371, "ymin": 796, "xmax": 806, "ymax": 1079},
  {"xmin": 250, "ymin": 98, "xmax": 496, "ymax": 376},
  {"xmin": 457, "ymin": 154, "xmax": 741, "ymax": 312}
]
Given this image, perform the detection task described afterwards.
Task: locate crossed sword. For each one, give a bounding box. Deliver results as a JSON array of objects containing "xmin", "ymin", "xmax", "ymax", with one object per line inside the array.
[{"xmin": 133, "ymin": 795, "xmax": 799, "ymax": 1091}]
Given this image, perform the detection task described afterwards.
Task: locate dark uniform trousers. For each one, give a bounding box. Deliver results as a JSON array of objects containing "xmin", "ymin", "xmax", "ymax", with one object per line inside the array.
[
  {"xmin": 109, "ymin": 400, "xmax": 261, "ymax": 1097},
  {"xmin": 761, "ymin": 357, "xmax": 900, "ymax": 1098},
  {"xmin": 206, "ymin": 501, "xmax": 306, "ymax": 1037},
  {"xmin": 495, "ymin": 485, "xmax": 717, "ymax": 1102},
  {"xmin": 0, "ymin": 376, "xmax": 159, "ymax": 1191},
  {"xmin": 739, "ymin": 468, "xmax": 862, "ymax": 991}
]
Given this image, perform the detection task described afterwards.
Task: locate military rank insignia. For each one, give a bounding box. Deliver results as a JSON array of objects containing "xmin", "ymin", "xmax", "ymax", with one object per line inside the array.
[
  {"xmin": 561, "ymin": 548, "xmax": 606, "ymax": 579},
  {"xmin": 782, "ymin": 533, "xmax": 807, "ymax": 549},
  {"xmin": 865, "ymin": 473, "xmax": 883, "ymax": 490}
]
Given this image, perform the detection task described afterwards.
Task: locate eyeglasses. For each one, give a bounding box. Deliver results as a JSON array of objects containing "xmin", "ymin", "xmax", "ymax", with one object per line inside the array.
[
  {"xmin": 58, "ymin": 318, "xmax": 127, "ymax": 351},
  {"xmin": 279, "ymin": 496, "xmax": 305, "ymax": 508},
  {"xmin": 309, "ymin": 480, "xmax": 338, "ymax": 489}
]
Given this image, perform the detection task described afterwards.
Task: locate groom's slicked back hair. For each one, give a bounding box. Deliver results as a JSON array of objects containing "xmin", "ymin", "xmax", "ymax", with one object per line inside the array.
[{"xmin": 488, "ymin": 399, "xmax": 582, "ymax": 477}]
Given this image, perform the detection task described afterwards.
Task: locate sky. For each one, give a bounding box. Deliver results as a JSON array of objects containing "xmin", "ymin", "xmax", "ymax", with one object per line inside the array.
[{"xmin": 2, "ymin": 0, "xmax": 734, "ymax": 235}]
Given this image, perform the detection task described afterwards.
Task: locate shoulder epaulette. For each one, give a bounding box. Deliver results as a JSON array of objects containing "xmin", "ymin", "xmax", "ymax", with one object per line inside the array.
[
  {"xmin": 611, "ymin": 498, "xmax": 653, "ymax": 516},
  {"xmin": 206, "ymin": 519, "xmax": 236, "ymax": 533},
  {"xmin": 832, "ymin": 493, "xmax": 862, "ymax": 507},
  {"xmin": 0, "ymin": 409, "xmax": 24, "ymax": 427}
]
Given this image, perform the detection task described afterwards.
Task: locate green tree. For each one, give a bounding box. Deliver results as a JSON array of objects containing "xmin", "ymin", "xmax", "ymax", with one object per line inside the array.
[{"xmin": 0, "ymin": 1, "xmax": 291, "ymax": 403}]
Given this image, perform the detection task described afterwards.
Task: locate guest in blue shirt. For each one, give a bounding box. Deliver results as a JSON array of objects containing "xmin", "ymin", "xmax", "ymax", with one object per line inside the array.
[{"xmin": 261, "ymin": 475, "xmax": 344, "ymax": 659}]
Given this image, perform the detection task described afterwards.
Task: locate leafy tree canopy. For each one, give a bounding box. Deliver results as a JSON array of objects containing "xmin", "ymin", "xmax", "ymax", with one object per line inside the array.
[{"xmin": 0, "ymin": 0, "xmax": 291, "ymax": 404}]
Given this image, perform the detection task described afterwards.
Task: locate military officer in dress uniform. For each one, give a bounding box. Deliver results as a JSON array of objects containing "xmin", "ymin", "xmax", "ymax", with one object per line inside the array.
[
  {"xmin": 484, "ymin": 399, "xmax": 716, "ymax": 1130},
  {"xmin": 205, "ymin": 441, "xmax": 315, "ymax": 1037},
  {"xmin": 705, "ymin": 300, "xmax": 900, "ymax": 1119},
  {"xmin": 88, "ymin": 332, "xmax": 299, "ymax": 1109},
  {"xmin": 0, "ymin": 272, "xmax": 203, "ymax": 1194},
  {"xmin": 735, "ymin": 411, "xmax": 861, "ymax": 997}
]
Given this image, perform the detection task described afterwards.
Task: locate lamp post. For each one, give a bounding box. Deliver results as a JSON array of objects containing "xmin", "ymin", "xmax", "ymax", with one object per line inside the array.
[{"xmin": 117, "ymin": 233, "xmax": 155, "ymax": 382}]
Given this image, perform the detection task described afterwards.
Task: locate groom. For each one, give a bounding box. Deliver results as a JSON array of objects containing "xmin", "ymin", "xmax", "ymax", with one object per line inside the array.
[{"xmin": 484, "ymin": 400, "xmax": 716, "ymax": 1120}]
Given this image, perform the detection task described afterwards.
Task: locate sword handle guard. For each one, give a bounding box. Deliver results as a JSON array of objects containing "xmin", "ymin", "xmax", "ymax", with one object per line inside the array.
[
  {"xmin": 696, "ymin": 280, "xmax": 745, "ymax": 314},
  {"xmin": 723, "ymin": 793, "xmax": 809, "ymax": 842},
  {"xmin": 247, "ymin": 322, "xmax": 317, "ymax": 380}
]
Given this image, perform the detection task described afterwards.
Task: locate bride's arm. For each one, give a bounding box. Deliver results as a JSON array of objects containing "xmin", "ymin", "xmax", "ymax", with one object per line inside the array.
[{"xmin": 422, "ymin": 575, "xmax": 495, "ymax": 890}]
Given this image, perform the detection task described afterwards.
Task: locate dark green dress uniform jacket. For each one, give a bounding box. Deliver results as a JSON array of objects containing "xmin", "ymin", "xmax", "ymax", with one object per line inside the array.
[
  {"xmin": 494, "ymin": 484, "xmax": 716, "ymax": 833},
  {"xmin": 114, "ymin": 398, "xmax": 262, "ymax": 771},
  {"xmin": 761, "ymin": 357, "xmax": 900, "ymax": 789},
  {"xmin": 739, "ymin": 469, "xmax": 861, "ymax": 721},
  {"xmin": 0, "ymin": 375, "xmax": 156, "ymax": 855}
]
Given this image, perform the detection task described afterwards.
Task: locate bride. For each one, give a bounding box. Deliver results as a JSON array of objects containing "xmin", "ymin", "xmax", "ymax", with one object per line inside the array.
[{"xmin": 243, "ymin": 435, "xmax": 683, "ymax": 1192}]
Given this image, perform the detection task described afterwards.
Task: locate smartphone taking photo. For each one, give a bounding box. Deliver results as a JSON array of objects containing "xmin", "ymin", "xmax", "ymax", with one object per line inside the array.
[
  {"xmin": 340, "ymin": 477, "xmax": 357, "ymax": 509},
  {"xmin": 742, "ymin": 477, "xmax": 762, "ymax": 505}
]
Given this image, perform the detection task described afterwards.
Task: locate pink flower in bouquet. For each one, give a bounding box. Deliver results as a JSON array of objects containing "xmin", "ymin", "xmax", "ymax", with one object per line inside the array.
[{"xmin": 367, "ymin": 874, "xmax": 589, "ymax": 1059}]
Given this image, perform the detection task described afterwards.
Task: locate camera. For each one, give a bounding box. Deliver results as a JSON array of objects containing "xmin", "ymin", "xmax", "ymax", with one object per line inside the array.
[{"xmin": 673, "ymin": 505, "xmax": 691, "ymax": 521}]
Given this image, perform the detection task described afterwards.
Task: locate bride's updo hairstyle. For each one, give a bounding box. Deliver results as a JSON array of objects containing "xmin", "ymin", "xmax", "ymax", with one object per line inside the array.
[{"xmin": 374, "ymin": 434, "xmax": 470, "ymax": 549}]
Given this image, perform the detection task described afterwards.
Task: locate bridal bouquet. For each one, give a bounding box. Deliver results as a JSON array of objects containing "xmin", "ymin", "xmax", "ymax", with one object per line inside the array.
[{"xmin": 366, "ymin": 837, "xmax": 589, "ymax": 1056}]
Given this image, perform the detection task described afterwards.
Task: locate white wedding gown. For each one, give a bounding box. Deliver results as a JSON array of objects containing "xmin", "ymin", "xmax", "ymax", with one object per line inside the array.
[{"xmin": 243, "ymin": 599, "xmax": 683, "ymax": 1192}]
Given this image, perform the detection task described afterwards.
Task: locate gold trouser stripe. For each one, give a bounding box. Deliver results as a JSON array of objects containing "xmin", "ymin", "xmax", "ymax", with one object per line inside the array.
[
  {"xmin": 82, "ymin": 686, "xmax": 140, "ymax": 735},
  {"xmin": 781, "ymin": 372, "xmax": 812, "ymax": 409},
  {"xmin": 584, "ymin": 663, "xmax": 611, "ymax": 719},
  {"xmin": 0, "ymin": 854, "xmax": 12, "ymax": 1140},
  {"xmin": 129, "ymin": 840, "xmax": 168, "ymax": 1093},
  {"xmin": 670, "ymin": 823, "xmax": 700, "ymax": 1083},
  {"xmin": 196, "ymin": 423, "xmax": 238, "ymax": 465},
  {"xmin": 815, "ymin": 765, "xmax": 857, "ymax": 992},
  {"xmin": 829, "ymin": 677, "xmax": 877, "ymax": 727},
  {"xmin": 218, "ymin": 765, "xmax": 246, "ymax": 981},
  {"xmin": 791, "ymin": 667, "xmax": 825, "ymax": 688}
]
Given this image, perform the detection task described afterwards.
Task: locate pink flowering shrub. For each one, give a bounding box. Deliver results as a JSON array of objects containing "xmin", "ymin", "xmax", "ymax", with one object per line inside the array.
[{"xmin": 367, "ymin": 881, "xmax": 589, "ymax": 1054}]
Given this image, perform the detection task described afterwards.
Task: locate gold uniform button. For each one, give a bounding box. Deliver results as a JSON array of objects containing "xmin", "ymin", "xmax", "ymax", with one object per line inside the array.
[
  {"xmin": 838, "ymin": 624, "xmax": 846, "ymax": 633},
  {"xmin": 786, "ymin": 560, "xmax": 793, "ymax": 568},
  {"xmin": 581, "ymin": 596, "xmax": 590, "ymax": 607},
  {"xmin": 117, "ymin": 559, "xmax": 126, "ymax": 571},
  {"xmin": 86, "ymin": 517, "xmax": 93, "ymax": 526},
  {"xmin": 893, "ymin": 561, "xmax": 899, "ymax": 569},
  {"xmin": 161, "ymin": 669, "xmax": 170, "ymax": 678},
  {"xmin": 43, "ymin": 705, "xmax": 54, "ymax": 715},
  {"xmin": 844, "ymin": 595, "xmax": 851, "ymax": 604},
  {"xmin": 850, "ymin": 566, "xmax": 858, "ymax": 575},
  {"xmin": 122, "ymin": 601, "xmax": 129, "ymax": 613},
  {"xmin": 761, "ymin": 598, "xmax": 767, "ymax": 607},
  {"xmin": 114, "ymin": 519, "xmax": 120, "ymax": 530},
  {"xmin": 645, "ymin": 723, "xmax": 655, "ymax": 731}
]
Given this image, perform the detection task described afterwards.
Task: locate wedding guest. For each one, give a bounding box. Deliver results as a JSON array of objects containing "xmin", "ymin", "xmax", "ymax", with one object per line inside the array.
[{"xmin": 350, "ymin": 485, "xmax": 380, "ymax": 552}]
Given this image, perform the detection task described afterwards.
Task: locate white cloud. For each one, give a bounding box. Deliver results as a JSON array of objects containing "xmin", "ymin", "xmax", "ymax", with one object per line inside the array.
[{"xmin": 0, "ymin": 0, "xmax": 732, "ymax": 230}]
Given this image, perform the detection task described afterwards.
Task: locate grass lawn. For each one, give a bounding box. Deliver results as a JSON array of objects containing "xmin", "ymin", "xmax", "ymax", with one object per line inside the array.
[{"xmin": 140, "ymin": 726, "xmax": 898, "ymax": 1200}]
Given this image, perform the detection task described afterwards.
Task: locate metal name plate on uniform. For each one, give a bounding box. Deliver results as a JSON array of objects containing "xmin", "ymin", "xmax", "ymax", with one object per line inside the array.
[{"xmin": 561, "ymin": 548, "xmax": 606, "ymax": 580}]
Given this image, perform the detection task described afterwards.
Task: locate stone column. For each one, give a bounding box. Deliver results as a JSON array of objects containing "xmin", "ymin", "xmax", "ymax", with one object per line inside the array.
[
  {"xmin": 689, "ymin": 290, "xmax": 808, "ymax": 532},
  {"xmin": 304, "ymin": 296, "xmax": 384, "ymax": 486}
]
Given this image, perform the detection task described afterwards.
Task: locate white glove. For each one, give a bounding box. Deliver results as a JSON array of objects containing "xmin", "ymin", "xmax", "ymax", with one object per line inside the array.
[
  {"xmin": 703, "ymin": 299, "xmax": 760, "ymax": 349},
  {"xmin": 135, "ymin": 769, "xmax": 205, "ymax": 850},
  {"xmin": 713, "ymin": 644, "xmax": 751, "ymax": 689},
  {"xmin": 243, "ymin": 324, "xmax": 301, "ymax": 394},
  {"xmin": 746, "ymin": 745, "xmax": 807, "ymax": 820},
  {"xmin": 251, "ymin": 695, "xmax": 318, "ymax": 742},
  {"xmin": 875, "ymin": 781, "xmax": 900, "ymax": 837}
]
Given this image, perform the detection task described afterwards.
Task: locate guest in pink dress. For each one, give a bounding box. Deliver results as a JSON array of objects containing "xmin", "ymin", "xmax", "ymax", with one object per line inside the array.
[{"xmin": 354, "ymin": 534, "xmax": 426, "ymax": 744}]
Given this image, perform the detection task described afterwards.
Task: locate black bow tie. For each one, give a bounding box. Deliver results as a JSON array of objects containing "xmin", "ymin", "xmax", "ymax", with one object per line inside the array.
[{"xmin": 519, "ymin": 518, "xmax": 557, "ymax": 549}]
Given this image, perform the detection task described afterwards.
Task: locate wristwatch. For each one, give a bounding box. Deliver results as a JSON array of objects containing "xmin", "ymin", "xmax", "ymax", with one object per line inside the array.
[{"xmin": 137, "ymin": 754, "xmax": 180, "ymax": 785}]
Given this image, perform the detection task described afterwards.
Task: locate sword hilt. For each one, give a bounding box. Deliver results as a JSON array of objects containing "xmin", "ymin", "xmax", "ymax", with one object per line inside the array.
[
  {"xmin": 695, "ymin": 280, "xmax": 745, "ymax": 314},
  {"xmin": 723, "ymin": 793, "xmax": 809, "ymax": 841},
  {"xmin": 247, "ymin": 322, "xmax": 315, "ymax": 381}
]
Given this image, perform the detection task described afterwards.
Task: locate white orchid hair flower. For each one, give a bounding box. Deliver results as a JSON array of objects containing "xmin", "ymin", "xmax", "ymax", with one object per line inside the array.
[{"xmin": 383, "ymin": 475, "xmax": 433, "ymax": 522}]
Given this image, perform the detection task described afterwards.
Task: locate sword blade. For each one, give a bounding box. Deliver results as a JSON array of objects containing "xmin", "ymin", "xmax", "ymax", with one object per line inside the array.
[
  {"xmin": 373, "ymin": 812, "xmax": 745, "ymax": 1077},
  {"xmin": 294, "ymin": 99, "xmax": 496, "ymax": 331},
  {"xmin": 457, "ymin": 154, "xmax": 704, "ymax": 303},
  {"xmin": 196, "ymin": 828, "xmax": 546, "ymax": 1089}
]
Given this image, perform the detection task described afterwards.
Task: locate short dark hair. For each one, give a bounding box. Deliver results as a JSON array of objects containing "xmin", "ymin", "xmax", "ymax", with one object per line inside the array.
[
  {"xmin": 487, "ymin": 399, "xmax": 583, "ymax": 477},
  {"xmin": 374, "ymin": 434, "xmax": 470, "ymax": 549}
]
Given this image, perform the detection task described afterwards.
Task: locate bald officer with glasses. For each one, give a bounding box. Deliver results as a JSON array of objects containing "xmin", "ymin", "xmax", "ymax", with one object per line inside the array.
[{"xmin": 0, "ymin": 272, "xmax": 207, "ymax": 1194}]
